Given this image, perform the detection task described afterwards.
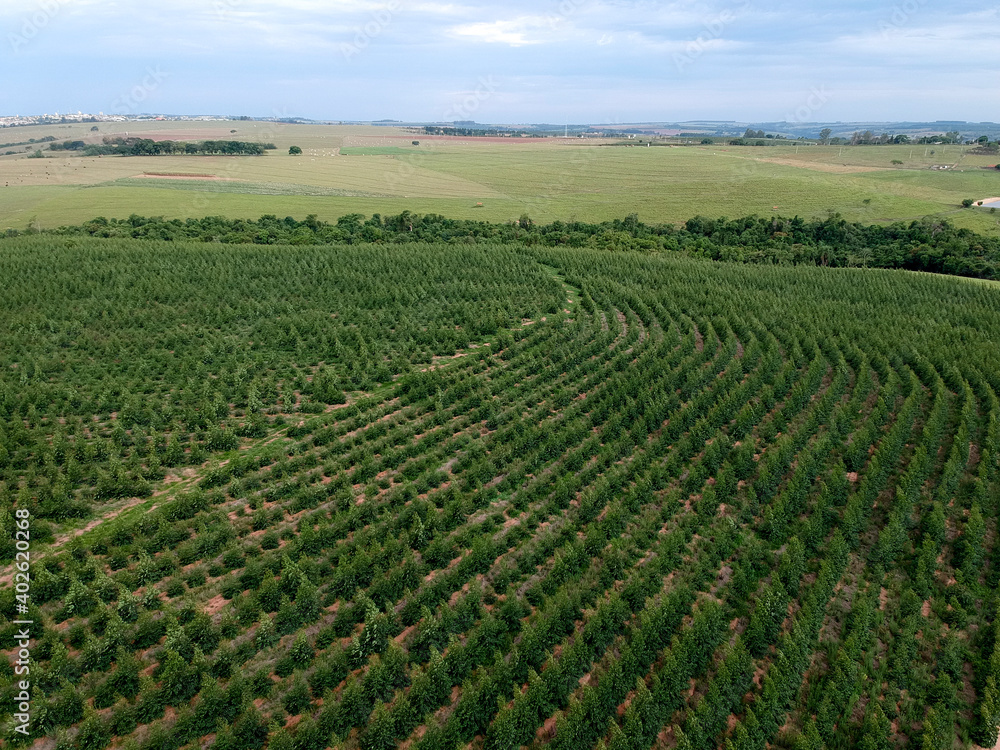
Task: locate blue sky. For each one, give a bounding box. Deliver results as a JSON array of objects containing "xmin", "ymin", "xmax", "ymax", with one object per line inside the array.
[{"xmin": 2, "ymin": 0, "xmax": 998, "ymax": 123}]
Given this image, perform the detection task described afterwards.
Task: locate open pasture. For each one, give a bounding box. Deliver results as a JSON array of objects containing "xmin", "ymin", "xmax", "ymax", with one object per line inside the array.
[{"xmin": 2, "ymin": 121, "xmax": 999, "ymax": 234}]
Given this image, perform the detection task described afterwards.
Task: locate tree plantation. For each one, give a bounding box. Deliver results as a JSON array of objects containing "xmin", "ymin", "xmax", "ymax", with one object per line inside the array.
[{"xmin": 1, "ymin": 233, "xmax": 999, "ymax": 750}]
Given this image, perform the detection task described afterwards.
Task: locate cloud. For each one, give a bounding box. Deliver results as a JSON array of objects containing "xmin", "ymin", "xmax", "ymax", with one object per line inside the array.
[
  {"xmin": 447, "ymin": 16, "xmax": 554, "ymax": 46},
  {"xmin": 625, "ymin": 32, "xmax": 748, "ymax": 55},
  {"xmin": 830, "ymin": 19, "xmax": 1000, "ymax": 64},
  {"xmin": 407, "ymin": 2, "xmax": 475, "ymax": 14},
  {"xmin": 3, "ymin": 0, "xmax": 998, "ymax": 122}
]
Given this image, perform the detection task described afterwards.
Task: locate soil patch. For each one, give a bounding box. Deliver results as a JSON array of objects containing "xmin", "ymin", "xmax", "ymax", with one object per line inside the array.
[{"xmin": 136, "ymin": 172, "xmax": 235, "ymax": 181}]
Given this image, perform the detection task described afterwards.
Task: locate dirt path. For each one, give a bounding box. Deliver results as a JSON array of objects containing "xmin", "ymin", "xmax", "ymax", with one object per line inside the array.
[
  {"xmin": 0, "ymin": 495, "xmax": 152, "ymax": 587},
  {"xmin": 609, "ymin": 309, "xmax": 628, "ymax": 349},
  {"xmin": 692, "ymin": 320, "xmax": 704, "ymax": 352},
  {"xmin": 135, "ymin": 172, "xmax": 237, "ymax": 181},
  {"xmin": 0, "ymin": 465, "xmax": 209, "ymax": 587}
]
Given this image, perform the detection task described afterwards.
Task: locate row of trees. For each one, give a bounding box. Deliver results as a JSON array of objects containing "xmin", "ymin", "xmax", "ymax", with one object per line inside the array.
[
  {"xmin": 727, "ymin": 138, "xmax": 790, "ymax": 147},
  {"xmin": 740, "ymin": 129, "xmax": 794, "ymax": 140},
  {"xmin": 0, "ymin": 236, "xmax": 565, "ymax": 537},
  {"xmin": 832, "ymin": 130, "xmax": 989, "ymax": 145},
  {"xmin": 64, "ymin": 137, "xmax": 277, "ymax": 157},
  {"xmin": 421, "ymin": 126, "xmax": 541, "ymax": 137},
  {"xmin": 34, "ymin": 210, "xmax": 1000, "ymax": 281},
  {"xmin": 725, "ymin": 129, "xmax": 998, "ymax": 146}
]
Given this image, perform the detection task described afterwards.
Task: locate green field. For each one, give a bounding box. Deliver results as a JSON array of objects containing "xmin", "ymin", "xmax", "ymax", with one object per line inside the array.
[
  {"xmin": 2, "ymin": 121, "xmax": 999, "ymax": 234},
  {"xmin": 2, "ymin": 235, "xmax": 1000, "ymax": 749},
  {"xmin": 339, "ymin": 147, "xmax": 422, "ymax": 156}
]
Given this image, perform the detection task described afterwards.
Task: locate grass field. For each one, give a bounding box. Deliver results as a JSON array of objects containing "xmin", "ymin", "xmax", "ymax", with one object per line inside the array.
[
  {"xmin": 2, "ymin": 121, "xmax": 999, "ymax": 233},
  {"xmin": 339, "ymin": 147, "xmax": 421, "ymax": 156},
  {"xmin": 1, "ymin": 236, "xmax": 999, "ymax": 749}
]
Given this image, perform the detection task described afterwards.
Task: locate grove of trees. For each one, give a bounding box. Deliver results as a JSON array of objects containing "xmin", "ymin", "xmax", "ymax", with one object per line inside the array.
[
  {"xmin": 24, "ymin": 210, "xmax": 1000, "ymax": 281},
  {"xmin": 68, "ymin": 138, "xmax": 275, "ymax": 157}
]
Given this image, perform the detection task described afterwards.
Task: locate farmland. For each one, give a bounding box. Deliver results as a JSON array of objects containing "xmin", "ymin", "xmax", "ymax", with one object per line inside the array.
[
  {"xmin": 2, "ymin": 121, "xmax": 1000, "ymax": 235},
  {"xmin": 1, "ymin": 235, "xmax": 999, "ymax": 750}
]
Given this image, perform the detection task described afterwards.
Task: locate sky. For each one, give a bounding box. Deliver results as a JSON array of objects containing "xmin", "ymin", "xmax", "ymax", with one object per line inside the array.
[{"xmin": 2, "ymin": 0, "xmax": 998, "ymax": 124}]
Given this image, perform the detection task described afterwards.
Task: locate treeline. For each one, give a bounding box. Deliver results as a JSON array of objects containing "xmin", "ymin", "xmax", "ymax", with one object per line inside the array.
[
  {"xmin": 1, "ymin": 135, "xmax": 56, "ymax": 149},
  {"xmin": 31, "ymin": 210, "xmax": 1000, "ymax": 280},
  {"xmin": 845, "ymin": 131, "xmax": 916, "ymax": 145},
  {"xmin": 63, "ymin": 137, "xmax": 276, "ymax": 156},
  {"xmin": 49, "ymin": 140, "xmax": 88, "ymax": 151},
  {"xmin": 841, "ymin": 130, "xmax": 999, "ymax": 146},
  {"xmin": 737, "ymin": 129, "xmax": 796, "ymax": 142},
  {"xmin": 728, "ymin": 138, "xmax": 793, "ymax": 147},
  {"xmin": 421, "ymin": 127, "xmax": 541, "ymax": 138}
]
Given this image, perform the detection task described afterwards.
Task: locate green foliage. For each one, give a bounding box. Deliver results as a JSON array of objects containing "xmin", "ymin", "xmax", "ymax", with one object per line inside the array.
[
  {"xmin": 34, "ymin": 211, "xmax": 1000, "ymax": 280},
  {"xmin": 254, "ymin": 614, "xmax": 278, "ymax": 651},
  {"xmin": 3, "ymin": 229, "xmax": 999, "ymax": 750},
  {"xmin": 281, "ymin": 675, "xmax": 312, "ymax": 716},
  {"xmin": 288, "ymin": 631, "xmax": 314, "ymax": 669},
  {"xmin": 745, "ymin": 579, "xmax": 789, "ymax": 657},
  {"xmin": 78, "ymin": 137, "xmax": 267, "ymax": 156}
]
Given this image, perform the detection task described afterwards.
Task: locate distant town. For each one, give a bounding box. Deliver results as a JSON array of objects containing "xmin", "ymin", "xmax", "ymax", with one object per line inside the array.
[{"xmin": 0, "ymin": 113, "xmax": 258, "ymax": 128}]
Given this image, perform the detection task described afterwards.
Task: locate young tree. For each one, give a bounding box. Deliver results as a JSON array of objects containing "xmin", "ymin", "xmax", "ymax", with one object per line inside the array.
[
  {"xmin": 975, "ymin": 675, "xmax": 1000, "ymax": 747},
  {"xmin": 360, "ymin": 701, "xmax": 397, "ymax": 750},
  {"xmin": 777, "ymin": 536, "xmax": 806, "ymax": 596},
  {"xmin": 295, "ymin": 577, "xmax": 322, "ymax": 624},
  {"xmin": 254, "ymin": 614, "xmax": 278, "ymax": 651},
  {"xmin": 158, "ymin": 648, "xmax": 191, "ymax": 704},
  {"xmin": 858, "ymin": 701, "xmax": 892, "ymax": 750},
  {"xmin": 73, "ymin": 707, "xmax": 110, "ymax": 750},
  {"xmin": 282, "ymin": 675, "xmax": 312, "ymax": 716},
  {"xmin": 289, "ymin": 631, "xmax": 314, "ymax": 669},
  {"xmin": 746, "ymin": 579, "xmax": 789, "ymax": 656}
]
